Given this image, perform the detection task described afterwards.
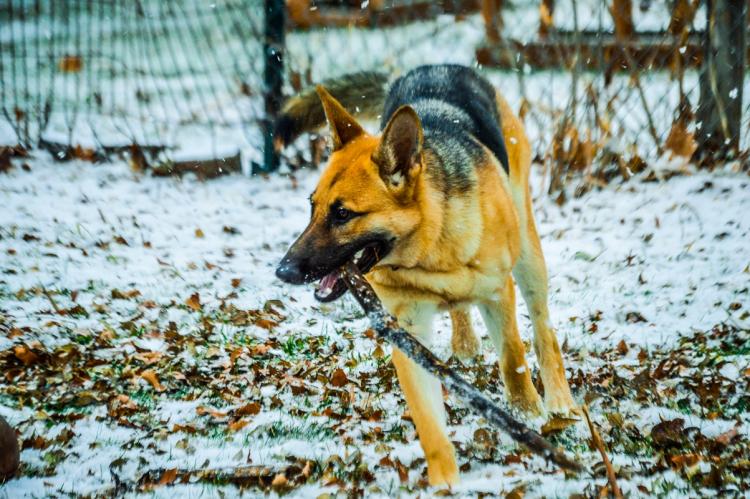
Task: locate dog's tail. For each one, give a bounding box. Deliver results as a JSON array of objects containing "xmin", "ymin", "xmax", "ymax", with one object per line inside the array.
[{"xmin": 273, "ymin": 71, "xmax": 389, "ymax": 150}]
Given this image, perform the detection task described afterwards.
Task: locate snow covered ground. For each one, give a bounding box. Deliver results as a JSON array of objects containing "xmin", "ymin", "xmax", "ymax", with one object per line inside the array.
[{"xmin": 1, "ymin": 154, "xmax": 748, "ymax": 497}]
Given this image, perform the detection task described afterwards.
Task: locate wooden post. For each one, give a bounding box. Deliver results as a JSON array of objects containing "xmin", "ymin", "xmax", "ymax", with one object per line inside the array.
[
  {"xmin": 481, "ymin": 0, "xmax": 503, "ymax": 45},
  {"xmin": 539, "ymin": 0, "xmax": 555, "ymax": 39},
  {"xmin": 696, "ymin": 0, "xmax": 746, "ymax": 162},
  {"xmin": 257, "ymin": 0, "xmax": 285, "ymax": 174},
  {"xmin": 610, "ymin": 0, "xmax": 634, "ymax": 40},
  {"xmin": 668, "ymin": 0, "xmax": 699, "ymax": 37}
]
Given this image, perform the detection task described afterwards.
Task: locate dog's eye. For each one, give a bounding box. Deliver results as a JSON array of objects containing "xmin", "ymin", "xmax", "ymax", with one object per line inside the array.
[{"xmin": 333, "ymin": 206, "xmax": 354, "ymax": 224}]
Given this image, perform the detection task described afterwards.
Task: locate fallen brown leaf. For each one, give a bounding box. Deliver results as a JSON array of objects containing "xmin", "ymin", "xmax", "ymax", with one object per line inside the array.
[
  {"xmin": 670, "ymin": 453, "xmax": 701, "ymax": 469},
  {"xmin": 254, "ymin": 318, "xmax": 277, "ymax": 330},
  {"xmin": 228, "ymin": 420, "xmax": 249, "ymax": 432},
  {"xmin": 650, "ymin": 418, "xmax": 686, "ymax": 449},
  {"xmin": 133, "ymin": 351, "xmax": 164, "ymax": 365},
  {"xmin": 330, "ymin": 368, "xmax": 348, "ymax": 387},
  {"xmin": 715, "ymin": 426, "xmax": 739, "ymax": 446},
  {"xmin": 506, "ymin": 485, "xmax": 525, "ymax": 499},
  {"xmin": 616, "ymin": 339, "xmax": 629, "ymax": 355},
  {"xmin": 185, "ymin": 293, "xmax": 202, "ymax": 312},
  {"xmin": 111, "ymin": 288, "xmax": 141, "ymax": 300},
  {"xmin": 196, "ymin": 406, "xmax": 228, "ymax": 420},
  {"xmin": 236, "ymin": 402, "xmax": 261, "ymax": 417},
  {"xmin": 665, "ymin": 118, "xmax": 697, "ymax": 160},
  {"xmin": 13, "ymin": 345, "xmax": 38, "ymax": 365},
  {"xmin": 158, "ymin": 468, "xmax": 178, "ymax": 486},
  {"xmin": 141, "ymin": 370, "xmax": 165, "ymax": 392},
  {"xmin": 271, "ymin": 473, "xmax": 287, "ymax": 488},
  {"xmin": 250, "ymin": 344, "xmax": 271, "ymax": 356}
]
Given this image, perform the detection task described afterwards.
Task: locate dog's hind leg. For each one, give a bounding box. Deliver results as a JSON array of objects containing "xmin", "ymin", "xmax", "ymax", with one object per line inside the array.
[
  {"xmin": 495, "ymin": 88, "xmax": 576, "ymax": 416},
  {"xmin": 479, "ymin": 277, "xmax": 543, "ymax": 416},
  {"xmin": 377, "ymin": 298, "xmax": 459, "ymax": 486},
  {"xmin": 450, "ymin": 308, "xmax": 480, "ymax": 361},
  {"xmin": 512, "ymin": 195, "xmax": 577, "ymax": 416}
]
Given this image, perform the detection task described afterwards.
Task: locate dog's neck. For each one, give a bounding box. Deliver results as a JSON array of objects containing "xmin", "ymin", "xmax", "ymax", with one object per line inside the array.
[{"xmin": 383, "ymin": 153, "xmax": 483, "ymax": 271}]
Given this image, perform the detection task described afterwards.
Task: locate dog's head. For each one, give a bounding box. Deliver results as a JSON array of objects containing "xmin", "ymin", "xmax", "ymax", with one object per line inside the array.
[{"xmin": 276, "ymin": 86, "xmax": 424, "ymax": 302}]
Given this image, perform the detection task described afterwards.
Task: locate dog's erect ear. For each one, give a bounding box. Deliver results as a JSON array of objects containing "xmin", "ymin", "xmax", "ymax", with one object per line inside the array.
[
  {"xmin": 373, "ymin": 106, "xmax": 423, "ymax": 192},
  {"xmin": 316, "ymin": 85, "xmax": 365, "ymax": 151}
]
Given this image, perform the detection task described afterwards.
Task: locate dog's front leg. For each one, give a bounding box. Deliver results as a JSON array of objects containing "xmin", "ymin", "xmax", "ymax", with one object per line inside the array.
[{"xmin": 372, "ymin": 290, "xmax": 459, "ymax": 487}]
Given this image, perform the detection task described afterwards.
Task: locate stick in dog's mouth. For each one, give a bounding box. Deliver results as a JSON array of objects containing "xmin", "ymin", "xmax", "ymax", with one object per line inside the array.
[{"xmin": 314, "ymin": 244, "xmax": 383, "ymax": 302}]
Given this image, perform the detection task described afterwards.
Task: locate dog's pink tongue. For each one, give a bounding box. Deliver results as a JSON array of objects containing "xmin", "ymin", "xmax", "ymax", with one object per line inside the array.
[{"xmin": 317, "ymin": 270, "xmax": 340, "ymax": 298}]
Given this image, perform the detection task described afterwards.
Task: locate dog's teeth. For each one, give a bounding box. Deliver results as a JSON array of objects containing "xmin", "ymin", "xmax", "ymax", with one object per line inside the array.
[{"xmin": 355, "ymin": 249, "xmax": 365, "ymax": 259}]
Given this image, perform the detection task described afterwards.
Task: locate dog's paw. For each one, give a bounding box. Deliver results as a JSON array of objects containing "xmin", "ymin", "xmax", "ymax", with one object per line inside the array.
[
  {"xmin": 451, "ymin": 347, "xmax": 481, "ymax": 365},
  {"xmin": 543, "ymin": 392, "xmax": 580, "ymax": 419},
  {"xmin": 425, "ymin": 442, "xmax": 459, "ymax": 487},
  {"xmin": 506, "ymin": 385, "xmax": 545, "ymax": 419},
  {"xmin": 426, "ymin": 452, "xmax": 459, "ymax": 487},
  {"xmin": 451, "ymin": 341, "xmax": 480, "ymax": 363}
]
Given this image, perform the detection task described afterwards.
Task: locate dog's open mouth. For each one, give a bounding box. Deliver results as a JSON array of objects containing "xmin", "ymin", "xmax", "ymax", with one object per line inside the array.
[{"xmin": 314, "ymin": 243, "xmax": 384, "ymax": 302}]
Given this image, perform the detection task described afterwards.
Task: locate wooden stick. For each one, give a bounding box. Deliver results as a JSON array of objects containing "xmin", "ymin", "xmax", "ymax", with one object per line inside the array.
[
  {"xmin": 582, "ymin": 405, "xmax": 622, "ymax": 498},
  {"xmin": 340, "ymin": 261, "xmax": 585, "ymax": 474}
]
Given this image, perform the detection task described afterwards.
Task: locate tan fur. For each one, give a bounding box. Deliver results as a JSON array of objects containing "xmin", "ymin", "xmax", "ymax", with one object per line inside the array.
[
  {"xmin": 307, "ymin": 88, "xmax": 575, "ymax": 486},
  {"xmin": 449, "ymin": 309, "xmax": 480, "ymax": 360}
]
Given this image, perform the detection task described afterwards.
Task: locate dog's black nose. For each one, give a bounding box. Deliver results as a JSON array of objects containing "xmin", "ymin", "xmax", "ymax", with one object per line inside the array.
[{"xmin": 276, "ymin": 260, "xmax": 305, "ymax": 284}]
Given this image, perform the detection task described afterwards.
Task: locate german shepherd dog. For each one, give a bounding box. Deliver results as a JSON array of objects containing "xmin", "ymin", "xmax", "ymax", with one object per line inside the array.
[{"xmin": 274, "ymin": 65, "xmax": 576, "ymax": 486}]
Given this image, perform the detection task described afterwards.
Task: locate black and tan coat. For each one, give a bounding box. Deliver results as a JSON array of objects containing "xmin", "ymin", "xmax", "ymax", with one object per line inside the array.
[{"xmin": 275, "ymin": 64, "xmax": 576, "ymax": 486}]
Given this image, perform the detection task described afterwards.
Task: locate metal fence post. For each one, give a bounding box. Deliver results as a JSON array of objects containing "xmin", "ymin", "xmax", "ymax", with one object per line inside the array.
[
  {"xmin": 696, "ymin": 0, "xmax": 746, "ymax": 163},
  {"xmin": 256, "ymin": 0, "xmax": 285, "ymax": 174}
]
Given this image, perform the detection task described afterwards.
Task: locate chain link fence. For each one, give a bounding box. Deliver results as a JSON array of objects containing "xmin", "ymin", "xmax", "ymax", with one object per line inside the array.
[
  {"xmin": 477, "ymin": 0, "xmax": 748, "ymax": 199},
  {"xmin": 1, "ymin": 0, "xmax": 264, "ymax": 170},
  {"xmin": 1, "ymin": 0, "xmax": 748, "ymax": 193}
]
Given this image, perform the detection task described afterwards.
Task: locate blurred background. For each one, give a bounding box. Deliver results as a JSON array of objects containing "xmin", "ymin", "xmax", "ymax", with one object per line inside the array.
[{"xmin": 1, "ymin": 0, "xmax": 747, "ymax": 198}]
